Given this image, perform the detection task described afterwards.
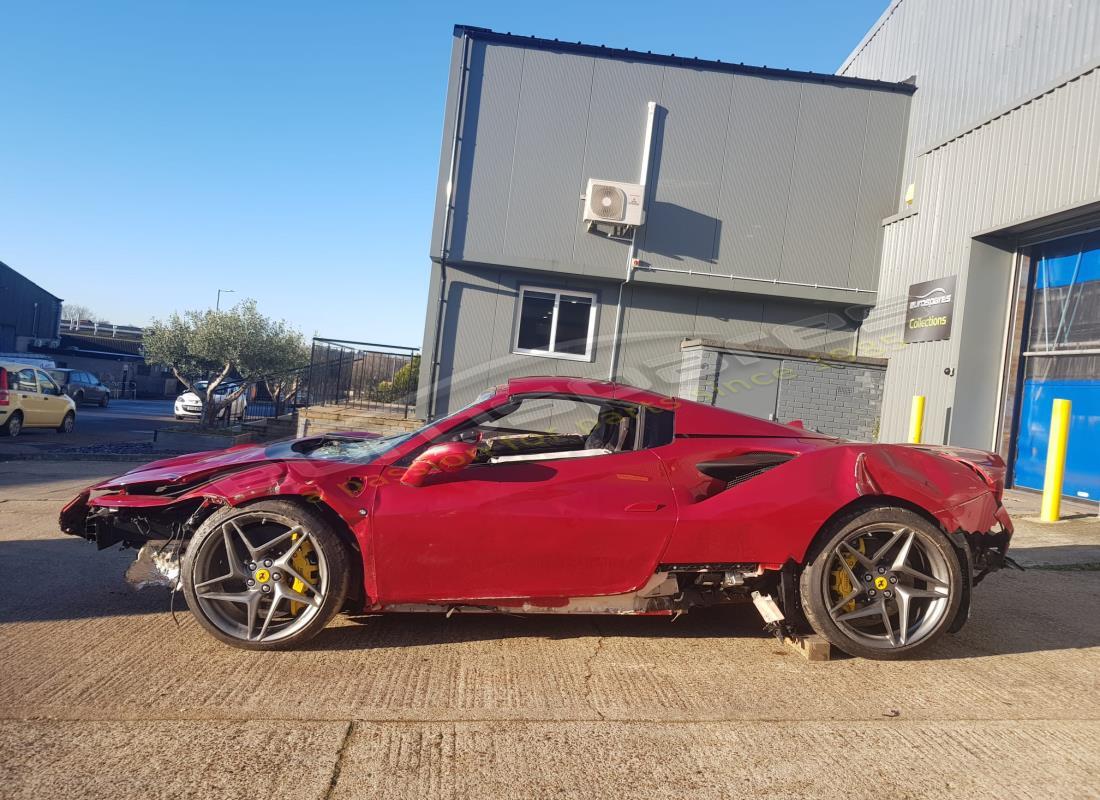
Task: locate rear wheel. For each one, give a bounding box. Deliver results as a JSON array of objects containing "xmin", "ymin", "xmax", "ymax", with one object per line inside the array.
[
  {"xmin": 57, "ymin": 412, "xmax": 75, "ymax": 434},
  {"xmin": 800, "ymin": 507, "xmax": 962, "ymax": 660},
  {"xmin": 181, "ymin": 500, "xmax": 351, "ymax": 650},
  {"xmin": 2, "ymin": 411, "xmax": 23, "ymax": 438}
]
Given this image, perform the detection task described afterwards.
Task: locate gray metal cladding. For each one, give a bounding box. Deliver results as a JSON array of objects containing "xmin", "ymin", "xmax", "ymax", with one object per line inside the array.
[
  {"xmin": 441, "ymin": 37, "xmax": 910, "ymax": 300},
  {"xmin": 429, "ymin": 264, "xmax": 871, "ymax": 414},
  {"xmin": 635, "ymin": 68, "xmax": 732, "ymax": 271},
  {"xmin": 450, "ymin": 43, "xmax": 525, "ymax": 264},
  {"xmin": 503, "ymin": 49, "xmax": 594, "ymax": 264},
  {"xmin": 848, "ymin": 90, "xmax": 911, "ymax": 288},
  {"xmin": 780, "ymin": 83, "xmax": 872, "ymax": 288},
  {"xmin": 858, "ymin": 62, "xmax": 1100, "ymax": 447},
  {"xmin": 572, "ymin": 59, "xmax": 666, "ymax": 280},
  {"xmin": 714, "ymin": 76, "xmax": 801, "ymax": 281},
  {"xmin": 840, "ymin": 0, "xmax": 1100, "ymax": 199}
]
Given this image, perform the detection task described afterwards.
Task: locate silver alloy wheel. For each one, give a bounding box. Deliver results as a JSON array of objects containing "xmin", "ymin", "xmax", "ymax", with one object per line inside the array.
[
  {"xmin": 825, "ymin": 523, "xmax": 952, "ymax": 650},
  {"xmin": 190, "ymin": 514, "xmax": 329, "ymax": 643},
  {"xmin": 8, "ymin": 414, "xmax": 22, "ymax": 437},
  {"xmin": 61, "ymin": 414, "xmax": 74, "ymax": 433}
]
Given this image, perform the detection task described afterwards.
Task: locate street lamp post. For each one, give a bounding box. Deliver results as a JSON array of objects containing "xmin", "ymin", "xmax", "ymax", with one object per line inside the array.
[{"xmin": 216, "ymin": 288, "xmax": 235, "ymax": 310}]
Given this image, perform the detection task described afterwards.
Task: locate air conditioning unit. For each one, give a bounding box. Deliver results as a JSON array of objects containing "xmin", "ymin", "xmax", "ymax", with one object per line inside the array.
[{"xmin": 583, "ymin": 178, "xmax": 645, "ymax": 228}]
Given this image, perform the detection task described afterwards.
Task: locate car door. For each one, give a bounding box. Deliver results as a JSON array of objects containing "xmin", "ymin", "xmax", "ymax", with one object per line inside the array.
[
  {"xmin": 35, "ymin": 370, "xmax": 67, "ymax": 425},
  {"xmin": 370, "ymin": 397, "xmax": 678, "ymax": 603},
  {"xmin": 13, "ymin": 368, "xmax": 45, "ymax": 425},
  {"xmin": 91, "ymin": 374, "xmax": 108, "ymax": 401}
]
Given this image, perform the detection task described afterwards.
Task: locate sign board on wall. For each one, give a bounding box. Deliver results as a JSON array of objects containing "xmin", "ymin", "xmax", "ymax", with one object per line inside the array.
[{"xmin": 904, "ymin": 276, "xmax": 956, "ymax": 343}]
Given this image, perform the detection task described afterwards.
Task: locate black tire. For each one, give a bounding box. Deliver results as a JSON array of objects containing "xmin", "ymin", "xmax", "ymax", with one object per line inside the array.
[
  {"xmin": 57, "ymin": 412, "xmax": 75, "ymax": 434},
  {"xmin": 2, "ymin": 411, "xmax": 23, "ymax": 438},
  {"xmin": 800, "ymin": 506, "xmax": 963, "ymax": 660},
  {"xmin": 181, "ymin": 499, "xmax": 351, "ymax": 651},
  {"xmin": 175, "ymin": 414, "xmax": 183, "ymax": 420},
  {"xmin": 100, "ymin": 394, "xmax": 109, "ymax": 407}
]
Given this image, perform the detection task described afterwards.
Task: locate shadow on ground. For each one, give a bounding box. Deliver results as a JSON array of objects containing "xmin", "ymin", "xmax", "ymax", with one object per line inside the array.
[{"xmin": 3, "ymin": 534, "xmax": 1098, "ymax": 663}]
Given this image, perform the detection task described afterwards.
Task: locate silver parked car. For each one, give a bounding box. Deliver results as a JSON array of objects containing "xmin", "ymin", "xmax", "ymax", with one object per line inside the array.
[{"xmin": 48, "ymin": 369, "xmax": 111, "ymax": 407}]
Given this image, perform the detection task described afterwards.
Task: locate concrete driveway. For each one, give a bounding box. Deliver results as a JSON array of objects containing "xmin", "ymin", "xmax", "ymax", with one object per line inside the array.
[{"xmin": 1, "ymin": 461, "xmax": 1098, "ymax": 799}]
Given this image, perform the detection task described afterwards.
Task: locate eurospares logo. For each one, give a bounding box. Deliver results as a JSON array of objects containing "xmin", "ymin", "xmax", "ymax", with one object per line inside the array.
[
  {"xmin": 908, "ymin": 286, "xmax": 953, "ymax": 310},
  {"xmin": 904, "ymin": 276, "xmax": 956, "ymax": 343}
]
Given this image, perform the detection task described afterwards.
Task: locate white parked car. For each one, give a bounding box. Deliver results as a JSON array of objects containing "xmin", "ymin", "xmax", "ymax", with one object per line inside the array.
[{"xmin": 174, "ymin": 381, "xmax": 247, "ymax": 421}]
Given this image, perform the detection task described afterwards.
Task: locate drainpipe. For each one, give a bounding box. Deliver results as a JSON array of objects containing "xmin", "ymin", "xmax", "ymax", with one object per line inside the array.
[
  {"xmin": 427, "ymin": 30, "xmax": 473, "ymax": 420},
  {"xmin": 608, "ymin": 100, "xmax": 657, "ymax": 382}
]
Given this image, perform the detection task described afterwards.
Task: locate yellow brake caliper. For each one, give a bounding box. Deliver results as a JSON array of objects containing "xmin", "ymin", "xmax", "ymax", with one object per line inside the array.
[
  {"xmin": 288, "ymin": 533, "xmax": 320, "ymax": 616},
  {"xmin": 831, "ymin": 537, "xmax": 866, "ymax": 613}
]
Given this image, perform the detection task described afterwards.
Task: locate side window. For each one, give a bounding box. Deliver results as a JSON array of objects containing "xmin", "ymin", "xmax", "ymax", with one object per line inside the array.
[
  {"xmin": 467, "ymin": 395, "xmax": 640, "ymax": 464},
  {"xmin": 641, "ymin": 405, "xmax": 676, "ymax": 448},
  {"xmin": 16, "ymin": 369, "xmax": 38, "ymax": 393},
  {"xmin": 36, "ymin": 370, "xmax": 60, "ymax": 395},
  {"xmin": 512, "ymin": 287, "xmax": 597, "ymax": 361}
]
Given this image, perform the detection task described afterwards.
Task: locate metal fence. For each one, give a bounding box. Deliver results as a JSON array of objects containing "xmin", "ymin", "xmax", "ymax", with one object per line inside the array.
[
  {"xmin": 194, "ymin": 364, "xmax": 312, "ymax": 428},
  {"xmin": 307, "ymin": 338, "xmax": 420, "ymax": 419}
]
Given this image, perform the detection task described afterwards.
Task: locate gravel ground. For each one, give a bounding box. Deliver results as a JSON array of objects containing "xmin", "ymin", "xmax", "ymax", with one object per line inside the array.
[{"xmin": 1, "ymin": 461, "xmax": 1098, "ymax": 799}]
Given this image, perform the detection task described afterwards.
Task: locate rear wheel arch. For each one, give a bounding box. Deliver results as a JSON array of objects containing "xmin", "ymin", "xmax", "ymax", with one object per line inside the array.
[{"xmin": 802, "ymin": 495, "xmax": 949, "ymax": 566}]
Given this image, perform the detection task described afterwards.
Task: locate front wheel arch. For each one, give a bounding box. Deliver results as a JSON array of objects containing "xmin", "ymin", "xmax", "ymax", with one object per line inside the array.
[{"xmin": 200, "ymin": 494, "xmax": 367, "ymax": 612}]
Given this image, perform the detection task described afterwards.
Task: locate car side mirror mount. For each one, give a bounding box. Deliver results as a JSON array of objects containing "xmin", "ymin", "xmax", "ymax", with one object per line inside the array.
[{"xmin": 401, "ymin": 442, "xmax": 477, "ymax": 487}]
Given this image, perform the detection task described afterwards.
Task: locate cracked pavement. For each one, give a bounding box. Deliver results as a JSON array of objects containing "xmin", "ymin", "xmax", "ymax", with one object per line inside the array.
[{"xmin": 1, "ymin": 460, "xmax": 1099, "ymax": 799}]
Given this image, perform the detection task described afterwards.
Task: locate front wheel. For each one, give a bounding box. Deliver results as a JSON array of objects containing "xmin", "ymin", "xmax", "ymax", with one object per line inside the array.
[
  {"xmin": 181, "ymin": 500, "xmax": 351, "ymax": 650},
  {"xmin": 100, "ymin": 394, "xmax": 109, "ymax": 407},
  {"xmin": 57, "ymin": 412, "xmax": 75, "ymax": 434},
  {"xmin": 800, "ymin": 507, "xmax": 962, "ymax": 660}
]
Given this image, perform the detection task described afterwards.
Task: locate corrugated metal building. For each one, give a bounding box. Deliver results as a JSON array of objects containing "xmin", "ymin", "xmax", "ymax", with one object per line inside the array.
[
  {"xmin": 0, "ymin": 260, "xmax": 62, "ymax": 355},
  {"xmin": 841, "ymin": 0, "xmax": 1100, "ymax": 501},
  {"xmin": 418, "ymin": 26, "xmax": 913, "ymax": 438}
]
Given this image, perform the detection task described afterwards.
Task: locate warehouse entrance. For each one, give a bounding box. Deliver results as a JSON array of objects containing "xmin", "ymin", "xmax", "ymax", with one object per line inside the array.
[{"xmin": 1011, "ymin": 230, "xmax": 1100, "ymax": 501}]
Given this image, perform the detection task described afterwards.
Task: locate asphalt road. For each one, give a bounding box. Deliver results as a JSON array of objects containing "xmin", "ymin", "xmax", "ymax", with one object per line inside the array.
[
  {"xmin": 0, "ymin": 399, "xmax": 176, "ymax": 452},
  {"xmin": 1, "ymin": 460, "xmax": 1098, "ymax": 799}
]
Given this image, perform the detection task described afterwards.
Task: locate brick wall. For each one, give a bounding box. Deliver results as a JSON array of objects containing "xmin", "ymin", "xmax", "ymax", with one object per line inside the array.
[
  {"xmin": 679, "ymin": 340, "xmax": 886, "ymax": 441},
  {"xmin": 774, "ymin": 359, "xmax": 885, "ymax": 440}
]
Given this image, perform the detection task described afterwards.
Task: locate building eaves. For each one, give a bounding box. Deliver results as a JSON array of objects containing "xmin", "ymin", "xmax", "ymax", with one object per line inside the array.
[{"xmin": 454, "ymin": 25, "xmax": 916, "ymax": 95}]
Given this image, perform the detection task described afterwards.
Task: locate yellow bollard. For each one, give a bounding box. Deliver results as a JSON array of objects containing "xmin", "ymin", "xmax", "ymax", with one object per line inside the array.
[
  {"xmin": 908, "ymin": 395, "xmax": 925, "ymax": 444},
  {"xmin": 1040, "ymin": 398, "xmax": 1072, "ymax": 522}
]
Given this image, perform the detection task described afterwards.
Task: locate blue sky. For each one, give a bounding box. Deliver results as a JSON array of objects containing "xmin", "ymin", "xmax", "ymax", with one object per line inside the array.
[{"xmin": 1, "ymin": 1, "xmax": 887, "ymax": 345}]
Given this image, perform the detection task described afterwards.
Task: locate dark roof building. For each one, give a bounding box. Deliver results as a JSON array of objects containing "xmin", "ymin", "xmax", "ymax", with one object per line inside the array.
[{"xmin": 0, "ymin": 260, "xmax": 62, "ymax": 354}]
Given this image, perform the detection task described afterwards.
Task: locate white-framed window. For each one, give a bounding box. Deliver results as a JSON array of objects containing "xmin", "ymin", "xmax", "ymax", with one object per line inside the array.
[{"xmin": 512, "ymin": 286, "xmax": 598, "ymax": 361}]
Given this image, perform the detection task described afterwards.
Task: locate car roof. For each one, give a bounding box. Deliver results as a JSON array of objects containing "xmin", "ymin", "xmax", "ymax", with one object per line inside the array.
[{"xmin": 1, "ymin": 361, "xmax": 52, "ymax": 371}]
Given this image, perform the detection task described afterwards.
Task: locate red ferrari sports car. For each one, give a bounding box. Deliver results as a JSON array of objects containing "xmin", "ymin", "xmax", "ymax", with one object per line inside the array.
[{"xmin": 60, "ymin": 376, "xmax": 1013, "ymax": 659}]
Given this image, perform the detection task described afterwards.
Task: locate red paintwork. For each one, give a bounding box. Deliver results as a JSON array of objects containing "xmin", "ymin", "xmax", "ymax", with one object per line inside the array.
[{"xmin": 61, "ymin": 377, "xmax": 1012, "ymax": 607}]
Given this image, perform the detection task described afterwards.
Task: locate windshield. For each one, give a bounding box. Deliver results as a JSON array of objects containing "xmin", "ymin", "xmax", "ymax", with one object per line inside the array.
[
  {"xmin": 286, "ymin": 431, "xmax": 420, "ymax": 464},
  {"xmin": 189, "ymin": 381, "xmax": 237, "ymax": 395},
  {"xmin": 276, "ymin": 386, "xmax": 501, "ymax": 465}
]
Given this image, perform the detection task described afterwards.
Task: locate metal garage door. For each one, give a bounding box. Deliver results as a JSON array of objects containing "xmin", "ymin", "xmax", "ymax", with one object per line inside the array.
[{"xmin": 1013, "ymin": 231, "xmax": 1100, "ymax": 501}]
